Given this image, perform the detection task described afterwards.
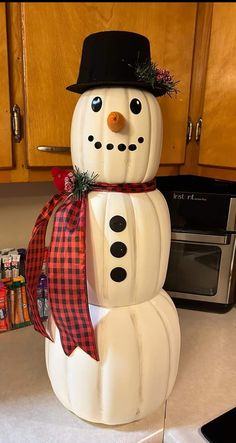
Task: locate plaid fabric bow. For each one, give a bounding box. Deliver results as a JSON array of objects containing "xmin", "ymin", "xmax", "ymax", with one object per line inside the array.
[{"xmin": 25, "ymin": 178, "xmax": 156, "ymax": 360}]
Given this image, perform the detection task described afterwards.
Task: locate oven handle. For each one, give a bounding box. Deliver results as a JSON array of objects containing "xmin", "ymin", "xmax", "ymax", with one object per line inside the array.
[{"xmin": 171, "ymin": 232, "xmax": 232, "ymax": 245}]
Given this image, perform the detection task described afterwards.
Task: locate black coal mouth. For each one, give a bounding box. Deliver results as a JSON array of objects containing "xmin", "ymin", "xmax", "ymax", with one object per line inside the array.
[{"xmin": 88, "ymin": 135, "xmax": 144, "ymax": 152}]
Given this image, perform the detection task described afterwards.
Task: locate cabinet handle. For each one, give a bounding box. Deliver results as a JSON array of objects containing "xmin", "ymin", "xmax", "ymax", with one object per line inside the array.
[
  {"xmin": 195, "ymin": 118, "xmax": 202, "ymax": 143},
  {"xmin": 12, "ymin": 104, "xmax": 22, "ymax": 143},
  {"xmin": 186, "ymin": 119, "xmax": 193, "ymax": 143},
  {"xmin": 37, "ymin": 146, "xmax": 70, "ymax": 153}
]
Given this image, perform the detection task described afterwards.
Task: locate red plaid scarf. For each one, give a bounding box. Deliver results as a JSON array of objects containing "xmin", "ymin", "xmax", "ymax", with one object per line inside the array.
[{"xmin": 25, "ymin": 179, "xmax": 156, "ymax": 360}]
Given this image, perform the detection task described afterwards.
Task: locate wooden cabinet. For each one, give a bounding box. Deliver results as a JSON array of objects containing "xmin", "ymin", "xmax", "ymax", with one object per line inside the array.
[
  {"xmin": 0, "ymin": 2, "xmax": 196, "ymax": 182},
  {"xmin": 1, "ymin": 2, "xmax": 236, "ymax": 184},
  {"xmin": 21, "ymin": 2, "xmax": 196, "ymax": 170},
  {"xmin": 199, "ymin": 3, "xmax": 236, "ymax": 169},
  {"xmin": 181, "ymin": 2, "xmax": 236, "ymax": 182},
  {"xmin": 0, "ymin": 4, "xmax": 13, "ymax": 169}
]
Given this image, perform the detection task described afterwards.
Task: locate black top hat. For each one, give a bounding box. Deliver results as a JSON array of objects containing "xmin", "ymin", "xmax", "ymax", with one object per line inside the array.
[{"xmin": 66, "ymin": 31, "xmax": 178, "ymax": 97}]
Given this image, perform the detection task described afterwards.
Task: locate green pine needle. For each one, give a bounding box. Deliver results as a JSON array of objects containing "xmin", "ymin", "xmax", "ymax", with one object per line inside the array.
[
  {"xmin": 73, "ymin": 167, "xmax": 98, "ymax": 199},
  {"xmin": 135, "ymin": 60, "xmax": 157, "ymax": 88},
  {"xmin": 134, "ymin": 59, "xmax": 179, "ymax": 97}
]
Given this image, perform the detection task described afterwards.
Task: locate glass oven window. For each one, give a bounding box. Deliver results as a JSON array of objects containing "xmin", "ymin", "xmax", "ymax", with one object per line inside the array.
[{"xmin": 164, "ymin": 242, "xmax": 221, "ymax": 296}]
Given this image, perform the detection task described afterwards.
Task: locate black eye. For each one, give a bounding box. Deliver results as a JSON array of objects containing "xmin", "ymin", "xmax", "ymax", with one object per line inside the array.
[
  {"xmin": 91, "ymin": 96, "xmax": 102, "ymax": 112},
  {"xmin": 130, "ymin": 98, "xmax": 142, "ymax": 114}
]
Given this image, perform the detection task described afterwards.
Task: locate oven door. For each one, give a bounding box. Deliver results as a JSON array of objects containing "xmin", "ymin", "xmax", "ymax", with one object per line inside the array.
[{"xmin": 164, "ymin": 232, "xmax": 236, "ymax": 304}]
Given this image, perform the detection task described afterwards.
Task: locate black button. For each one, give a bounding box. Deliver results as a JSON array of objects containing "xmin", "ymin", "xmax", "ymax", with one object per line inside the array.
[
  {"xmin": 110, "ymin": 267, "xmax": 127, "ymax": 282},
  {"xmin": 95, "ymin": 141, "xmax": 102, "ymax": 149},
  {"xmin": 128, "ymin": 144, "xmax": 137, "ymax": 151},
  {"xmin": 106, "ymin": 143, "xmax": 114, "ymax": 150},
  {"xmin": 109, "ymin": 215, "xmax": 126, "ymax": 232},
  {"xmin": 110, "ymin": 242, "xmax": 127, "ymax": 258},
  {"xmin": 118, "ymin": 144, "xmax": 126, "ymax": 151}
]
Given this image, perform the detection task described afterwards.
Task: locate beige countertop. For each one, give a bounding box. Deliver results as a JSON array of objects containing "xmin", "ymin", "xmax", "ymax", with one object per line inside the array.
[
  {"xmin": 164, "ymin": 305, "xmax": 236, "ymax": 442},
  {"xmin": 0, "ymin": 325, "xmax": 164, "ymax": 443},
  {"xmin": 1, "ymin": 305, "xmax": 236, "ymax": 443}
]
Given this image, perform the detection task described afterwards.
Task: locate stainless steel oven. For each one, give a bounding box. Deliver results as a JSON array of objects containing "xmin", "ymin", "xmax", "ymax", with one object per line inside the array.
[{"xmin": 156, "ymin": 175, "xmax": 236, "ymax": 310}]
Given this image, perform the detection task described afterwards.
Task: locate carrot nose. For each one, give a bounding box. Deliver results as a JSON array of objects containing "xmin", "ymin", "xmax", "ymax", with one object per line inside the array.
[{"xmin": 107, "ymin": 112, "xmax": 126, "ymax": 132}]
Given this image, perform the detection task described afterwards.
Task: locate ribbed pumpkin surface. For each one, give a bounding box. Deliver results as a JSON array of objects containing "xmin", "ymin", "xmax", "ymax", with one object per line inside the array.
[
  {"xmin": 86, "ymin": 189, "xmax": 171, "ymax": 307},
  {"xmin": 45, "ymin": 290, "xmax": 180, "ymax": 425},
  {"xmin": 71, "ymin": 87, "xmax": 162, "ymax": 183}
]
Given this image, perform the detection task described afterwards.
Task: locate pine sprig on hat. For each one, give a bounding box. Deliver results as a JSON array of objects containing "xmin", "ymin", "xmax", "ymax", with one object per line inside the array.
[{"xmin": 134, "ymin": 60, "xmax": 179, "ymax": 97}]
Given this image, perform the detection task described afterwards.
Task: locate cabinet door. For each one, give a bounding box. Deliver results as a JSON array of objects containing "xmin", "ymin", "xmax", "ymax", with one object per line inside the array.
[
  {"xmin": 21, "ymin": 2, "xmax": 196, "ymax": 168},
  {"xmin": 0, "ymin": 3, "xmax": 13, "ymax": 168},
  {"xmin": 199, "ymin": 3, "xmax": 236, "ymax": 169}
]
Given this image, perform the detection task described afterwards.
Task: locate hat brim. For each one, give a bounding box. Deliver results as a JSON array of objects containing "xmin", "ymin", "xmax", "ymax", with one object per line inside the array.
[{"xmin": 66, "ymin": 81, "xmax": 162, "ymax": 97}]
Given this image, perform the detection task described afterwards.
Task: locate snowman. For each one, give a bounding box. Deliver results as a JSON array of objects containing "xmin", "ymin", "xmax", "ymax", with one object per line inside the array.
[{"xmin": 27, "ymin": 31, "xmax": 180, "ymax": 425}]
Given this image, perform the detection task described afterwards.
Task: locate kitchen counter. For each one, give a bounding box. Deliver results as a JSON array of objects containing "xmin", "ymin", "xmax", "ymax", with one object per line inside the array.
[
  {"xmin": 0, "ymin": 325, "xmax": 165, "ymax": 443},
  {"xmin": 164, "ymin": 305, "xmax": 236, "ymax": 442},
  {"xmin": 1, "ymin": 305, "xmax": 236, "ymax": 443}
]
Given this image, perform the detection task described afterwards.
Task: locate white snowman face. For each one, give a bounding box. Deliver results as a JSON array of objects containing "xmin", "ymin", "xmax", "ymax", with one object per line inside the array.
[{"xmin": 71, "ymin": 87, "xmax": 163, "ymax": 183}]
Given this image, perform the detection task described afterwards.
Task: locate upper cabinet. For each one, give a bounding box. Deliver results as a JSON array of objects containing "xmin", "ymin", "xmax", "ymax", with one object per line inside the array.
[
  {"xmin": 1, "ymin": 2, "xmax": 236, "ymax": 183},
  {"xmin": 21, "ymin": 2, "xmax": 196, "ymax": 169},
  {"xmin": 199, "ymin": 3, "xmax": 236, "ymax": 171},
  {"xmin": 0, "ymin": 2, "xmax": 196, "ymax": 181},
  {"xmin": 0, "ymin": 4, "xmax": 13, "ymax": 169},
  {"xmin": 182, "ymin": 2, "xmax": 236, "ymax": 181},
  {"xmin": 21, "ymin": 3, "xmax": 77, "ymax": 168}
]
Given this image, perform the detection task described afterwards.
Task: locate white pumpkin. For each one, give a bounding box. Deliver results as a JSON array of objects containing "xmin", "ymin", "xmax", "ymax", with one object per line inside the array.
[
  {"xmin": 45, "ymin": 84, "xmax": 180, "ymax": 426},
  {"xmin": 71, "ymin": 87, "xmax": 163, "ymax": 183},
  {"xmin": 45, "ymin": 290, "xmax": 180, "ymax": 425},
  {"xmin": 86, "ymin": 188, "xmax": 171, "ymax": 307},
  {"xmin": 71, "ymin": 86, "xmax": 170, "ymax": 307}
]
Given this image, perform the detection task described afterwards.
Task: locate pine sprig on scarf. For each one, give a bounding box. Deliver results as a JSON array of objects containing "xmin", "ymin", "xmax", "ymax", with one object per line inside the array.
[{"xmin": 68, "ymin": 168, "xmax": 99, "ymax": 199}]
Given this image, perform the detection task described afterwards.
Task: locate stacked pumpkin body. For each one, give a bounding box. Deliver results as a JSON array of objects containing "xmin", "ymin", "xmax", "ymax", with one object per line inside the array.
[{"xmin": 45, "ymin": 87, "xmax": 181, "ymax": 425}]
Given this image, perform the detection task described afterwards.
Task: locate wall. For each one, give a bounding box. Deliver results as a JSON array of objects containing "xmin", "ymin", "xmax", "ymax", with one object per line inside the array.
[{"xmin": 0, "ymin": 182, "xmax": 55, "ymax": 249}]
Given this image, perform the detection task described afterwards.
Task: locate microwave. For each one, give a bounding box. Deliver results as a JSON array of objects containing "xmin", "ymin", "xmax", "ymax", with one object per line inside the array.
[{"xmin": 156, "ymin": 176, "xmax": 236, "ymax": 311}]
